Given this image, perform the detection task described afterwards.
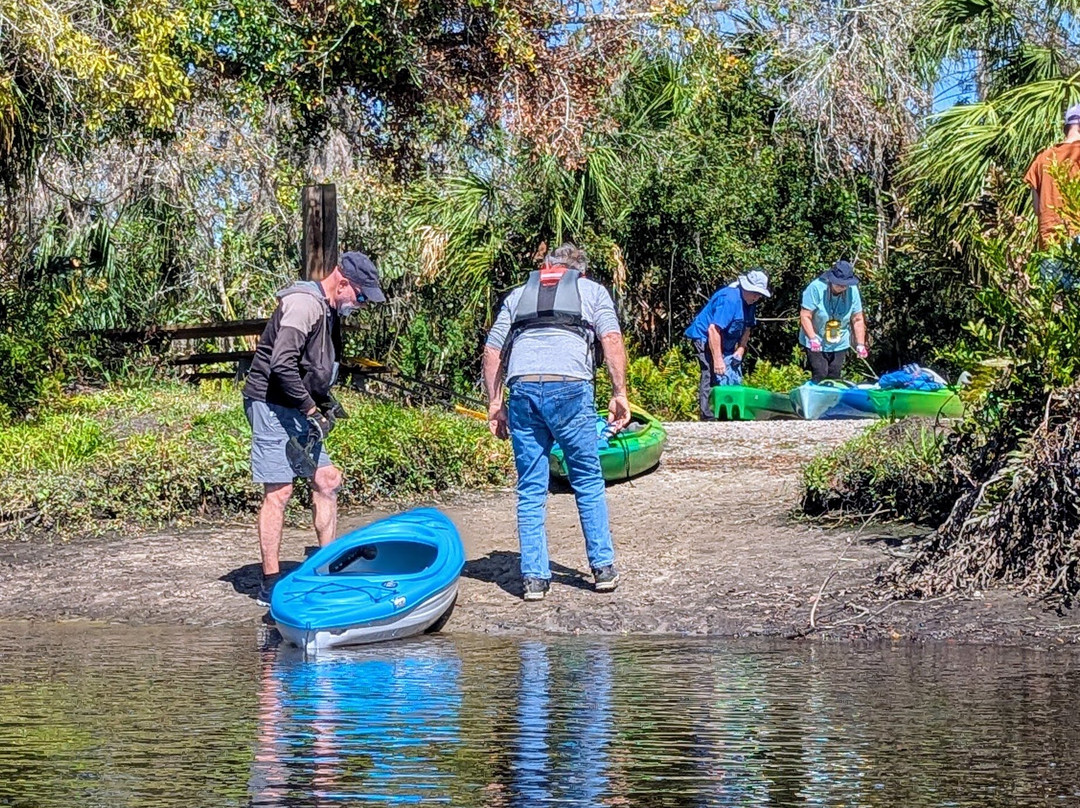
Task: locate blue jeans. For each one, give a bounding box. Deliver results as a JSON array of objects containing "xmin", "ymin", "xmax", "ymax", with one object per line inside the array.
[
  {"xmin": 507, "ymin": 380, "xmax": 615, "ymax": 579},
  {"xmin": 1039, "ymin": 257, "xmax": 1079, "ymax": 291}
]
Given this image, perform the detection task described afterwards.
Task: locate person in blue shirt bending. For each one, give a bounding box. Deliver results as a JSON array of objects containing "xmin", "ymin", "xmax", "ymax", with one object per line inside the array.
[
  {"xmin": 797, "ymin": 260, "xmax": 868, "ymax": 382},
  {"xmin": 685, "ymin": 269, "xmax": 771, "ymax": 420}
]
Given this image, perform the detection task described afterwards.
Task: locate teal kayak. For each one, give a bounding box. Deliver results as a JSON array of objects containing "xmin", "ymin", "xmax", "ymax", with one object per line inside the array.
[
  {"xmin": 790, "ymin": 382, "xmax": 878, "ymax": 420},
  {"xmin": 710, "ymin": 385, "xmax": 796, "ymax": 420},
  {"xmin": 270, "ymin": 508, "xmax": 464, "ymax": 652}
]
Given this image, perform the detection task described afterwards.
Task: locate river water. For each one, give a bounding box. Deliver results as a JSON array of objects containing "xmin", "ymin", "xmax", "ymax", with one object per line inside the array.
[{"xmin": 1, "ymin": 623, "xmax": 1078, "ymax": 807}]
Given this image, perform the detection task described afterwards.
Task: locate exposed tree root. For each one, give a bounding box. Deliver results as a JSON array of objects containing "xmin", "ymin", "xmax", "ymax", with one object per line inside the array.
[{"xmin": 890, "ymin": 386, "xmax": 1080, "ymax": 604}]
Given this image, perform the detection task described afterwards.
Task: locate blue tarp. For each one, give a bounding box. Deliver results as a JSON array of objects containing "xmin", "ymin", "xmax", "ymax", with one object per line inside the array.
[{"xmin": 877, "ymin": 364, "xmax": 946, "ymax": 392}]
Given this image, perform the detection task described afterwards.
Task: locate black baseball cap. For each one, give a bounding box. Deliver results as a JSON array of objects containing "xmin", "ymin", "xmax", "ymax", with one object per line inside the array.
[{"xmin": 340, "ymin": 251, "xmax": 386, "ymax": 303}]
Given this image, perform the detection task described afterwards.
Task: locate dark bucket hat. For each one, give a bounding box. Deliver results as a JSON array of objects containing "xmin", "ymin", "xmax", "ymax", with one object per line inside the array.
[
  {"xmin": 340, "ymin": 251, "xmax": 386, "ymax": 303},
  {"xmin": 821, "ymin": 259, "xmax": 860, "ymax": 287}
]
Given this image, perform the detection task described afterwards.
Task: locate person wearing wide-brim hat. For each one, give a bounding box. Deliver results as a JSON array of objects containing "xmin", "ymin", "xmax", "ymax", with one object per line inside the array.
[
  {"xmin": 685, "ymin": 268, "xmax": 771, "ymax": 420},
  {"xmin": 797, "ymin": 260, "xmax": 868, "ymax": 383}
]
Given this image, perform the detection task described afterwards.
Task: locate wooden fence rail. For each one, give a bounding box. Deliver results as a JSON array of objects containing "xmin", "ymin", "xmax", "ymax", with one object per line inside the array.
[
  {"xmin": 99, "ymin": 319, "xmax": 390, "ymax": 384},
  {"xmin": 94, "ymin": 318, "xmax": 485, "ymax": 412},
  {"xmin": 102, "ymin": 319, "xmax": 270, "ymax": 343}
]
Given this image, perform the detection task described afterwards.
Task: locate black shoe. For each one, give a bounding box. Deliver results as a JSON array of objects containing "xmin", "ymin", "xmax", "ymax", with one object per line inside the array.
[
  {"xmin": 592, "ymin": 565, "xmax": 619, "ymax": 592},
  {"xmin": 255, "ymin": 574, "xmax": 280, "ymax": 607},
  {"xmin": 522, "ymin": 577, "xmax": 550, "ymax": 601}
]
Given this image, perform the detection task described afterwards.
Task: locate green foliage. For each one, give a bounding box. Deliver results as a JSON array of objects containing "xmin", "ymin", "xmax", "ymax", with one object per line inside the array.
[
  {"xmin": 0, "ymin": 415, "xmax": 110, "ymax": 474},
  {"xmin": 950, "ymin": 244, "xmax": 1080, "ymax": 380},
  {"xmin": 743, "ymin": 352, "xmax": 810, "ymax": 393},
  {"xmin": 0, "ymin": 0, "xmax": 191, "ymax": 188},
  {"xmin": 0, "ymin": 384, "xmax": 511, "ymax": 538},
  {"xmin": 804, "ymin": 204, "xmax": 1080, "ymax": 530},
  {"xmin": 899, "ymin": 73, "xmax": 1080, "ymax": 280},
  {"xmin": 869, "ymin": 2, "xmax": 1080, "ymax": 373},
  {"xmin": 0, "ymin": 282, "xmax": 80, "ymax": 422},
  {"xmin": 396, "ymin": 46, "xmax": 872, "ymax": 397},
  {"xmin": 0, "ymin": 332, "xmax": 63, "ymax": 423},
  {"xmin": 331, "ymin": 399, "xmax": 511, "ymax": 499},
  {"xmin": 608, "ymin": 49, "xmax": 874, "ymax": 359},
  {"xmin": 593, "ymin": 345, "xmax": 699, "ymax": 421},
  {"xmin": 801, "ymin": 421, "xmax": 950, "ymax": 524},
  {"xmin": 879, "ymin": 232, "xmax": 1080, "ymax": 599},
  {"xmin": 932, "ymin": 234, "xmax": 1080, "ymax": 480}
]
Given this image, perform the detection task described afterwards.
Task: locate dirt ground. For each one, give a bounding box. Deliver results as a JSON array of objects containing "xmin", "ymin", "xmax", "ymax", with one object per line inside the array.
[{"xmin": 2, "ymin": 420, "xmax": 1079, "ymax": 648}]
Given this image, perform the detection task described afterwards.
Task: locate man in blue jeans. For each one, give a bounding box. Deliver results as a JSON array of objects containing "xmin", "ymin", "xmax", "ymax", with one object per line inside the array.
[{"xmin": 482, "ymin": 243, "xmax": 631, "ymax": 601}]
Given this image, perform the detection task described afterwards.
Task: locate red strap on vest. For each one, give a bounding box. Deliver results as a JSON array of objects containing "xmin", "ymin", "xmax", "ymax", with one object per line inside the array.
[{"xmin": 539, "ymin": 264, "xmax": 568, "ymax": 286}]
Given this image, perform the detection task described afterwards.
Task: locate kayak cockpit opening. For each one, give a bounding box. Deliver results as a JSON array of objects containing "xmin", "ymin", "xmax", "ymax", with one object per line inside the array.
[{"xmin": 324, "ymin": 541, "xmax": 438, "ymax": 576}]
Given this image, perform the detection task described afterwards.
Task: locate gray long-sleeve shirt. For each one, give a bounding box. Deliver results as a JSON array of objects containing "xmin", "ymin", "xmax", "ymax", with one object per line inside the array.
[{"xmin": 243, "ymin": 282, "xmax": 337, "ymax": 413}]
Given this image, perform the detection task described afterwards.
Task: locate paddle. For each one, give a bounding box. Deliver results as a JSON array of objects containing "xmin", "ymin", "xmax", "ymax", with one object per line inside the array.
[
  {"xmin": 454, "ymin": 404, "xmax": 488, "ymax": 421},
  {"xmin": 859, "ymin": 356, "xmax": 880, "ymax": 381}
]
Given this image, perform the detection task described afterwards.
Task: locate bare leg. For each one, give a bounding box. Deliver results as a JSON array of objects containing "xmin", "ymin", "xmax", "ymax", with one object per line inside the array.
[
  {"xmin": 258, "ymin": 483, "xmax": 293, "ymax": 575},
  {"xmin": 311, "ymin": 465, "xmax": 342, "ymax": 546}
]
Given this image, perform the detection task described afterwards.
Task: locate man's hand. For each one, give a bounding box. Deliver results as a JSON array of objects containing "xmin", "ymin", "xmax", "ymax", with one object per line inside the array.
[
  {"xmin": 488, "ymin": 401, "xmax": 509, "ymax": 440},
  {"xmin": 712, "ymin": 358, "xmax": 727, "ymax": 378},
  {"xmin": 305, "ymin": 410, "xmax": 334, "ymax": 442},
  {"xmin": 321, "ymin": 395, "xmax": 348, "ymax": 420},
  {"xmin": 607, "ymin": 393, "xmax": 631, "ymax": 432},
  {"xmin": 855, "ymin": 343, "xmax": 869, "ymax": 359}
]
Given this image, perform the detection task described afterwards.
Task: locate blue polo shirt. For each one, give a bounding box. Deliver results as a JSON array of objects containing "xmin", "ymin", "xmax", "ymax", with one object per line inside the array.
[{"xmin": 684, "ymin": 286, "xmax": 757, "ymax": 354}]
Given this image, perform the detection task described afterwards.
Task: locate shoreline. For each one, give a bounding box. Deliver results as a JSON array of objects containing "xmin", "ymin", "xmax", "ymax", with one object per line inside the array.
[{"xmin": 2, "ymin": 421, "xmax": 1077, "ymax": 649}]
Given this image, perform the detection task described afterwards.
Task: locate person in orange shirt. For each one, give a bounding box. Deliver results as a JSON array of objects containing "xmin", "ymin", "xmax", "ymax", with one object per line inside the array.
[
  {"xmin": 1024, "ymin": 104, "xmax": 1080, "ymax": 248},
  {"xmin": 1023, "ymin": 103, "xmax": 1080, "ymax": 290}
]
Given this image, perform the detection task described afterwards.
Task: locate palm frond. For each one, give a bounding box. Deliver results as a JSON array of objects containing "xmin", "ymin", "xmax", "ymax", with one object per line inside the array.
[{"xmin": 903, "ymin": 72, "xmax": 1080, "ymax": 213}]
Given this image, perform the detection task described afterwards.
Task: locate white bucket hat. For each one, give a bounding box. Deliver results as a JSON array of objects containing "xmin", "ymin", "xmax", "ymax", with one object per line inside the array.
[{"xmin": 737, "ymin": 269, "xmax": 771, "ymax": 298}]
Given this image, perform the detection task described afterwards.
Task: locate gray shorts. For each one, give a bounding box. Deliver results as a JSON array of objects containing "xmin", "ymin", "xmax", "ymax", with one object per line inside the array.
[{"xmin": 243, "ymin": 397, "xmax": 332, "ymax": 484}]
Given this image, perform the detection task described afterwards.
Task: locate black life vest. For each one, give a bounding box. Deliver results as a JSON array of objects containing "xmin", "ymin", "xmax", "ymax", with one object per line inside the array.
[{"xmin": 500, "ymin": 269, "xmax": 603, "ymax": 373}]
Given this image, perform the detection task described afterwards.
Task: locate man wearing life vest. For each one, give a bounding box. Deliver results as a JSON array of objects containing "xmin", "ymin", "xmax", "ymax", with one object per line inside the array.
[{"xmin": 482, "ymin": 243, "xmax": 631, "ymax": 601}]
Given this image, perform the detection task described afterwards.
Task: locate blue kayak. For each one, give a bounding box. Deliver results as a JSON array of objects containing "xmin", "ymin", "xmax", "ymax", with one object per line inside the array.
[
  {"xmin": 271, "ymin": 508, "xmax": 465, "ymax": 653},
  {"xmin": 790, "ymin": 382, "xmax": 879, "ymax": 420}
]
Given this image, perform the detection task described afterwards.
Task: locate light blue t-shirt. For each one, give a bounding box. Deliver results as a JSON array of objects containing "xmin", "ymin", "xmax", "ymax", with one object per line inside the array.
[
  {"xmin": 798, "ymin": 278, "xmax": 863, "ymax": 351},
  {"xmin": 485, "ymin": 277, "xmax": 621, "ymax": 382},
  {"xmin": 684, "ymin": 286, "xmax": 757, "ymax": 352}
]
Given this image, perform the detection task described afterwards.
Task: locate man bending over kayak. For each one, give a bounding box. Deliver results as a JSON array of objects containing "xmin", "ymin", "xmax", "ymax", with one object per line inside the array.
[{"xmin": 685, "ymin": 269, "xmax": 771, "ymax": 420}]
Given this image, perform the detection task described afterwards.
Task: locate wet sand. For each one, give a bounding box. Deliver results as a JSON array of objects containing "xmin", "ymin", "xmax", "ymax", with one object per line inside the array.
[{"xmin": 1, "ymin": 421, "xmax": 1077, "ymax": 647}]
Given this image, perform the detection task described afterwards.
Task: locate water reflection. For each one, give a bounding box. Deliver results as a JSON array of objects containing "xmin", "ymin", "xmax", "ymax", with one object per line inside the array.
[
  {"xmin": 251, "ymin": 642, "xmax": 462, "ymax": 805},
  {"xmin": 2, "ymin": 624, "xmax": 1080, "ymax": 807},
  {"xmin": 511, "ymin": 642, "xmax": 613, "ymax": 805},
  {"xmin": 249, "ymin": 638, "xmax": 619, "ymax": 806}
]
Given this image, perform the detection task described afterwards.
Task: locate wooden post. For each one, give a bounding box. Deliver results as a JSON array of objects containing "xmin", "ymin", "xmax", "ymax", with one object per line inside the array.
[{"xmin": 301, "ymin": 184, "xmax": 338, "ymax": 280}]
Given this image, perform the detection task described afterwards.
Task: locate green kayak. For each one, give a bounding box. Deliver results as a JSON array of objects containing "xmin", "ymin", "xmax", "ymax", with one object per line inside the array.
[
  {"xmin": 710, "ymin": 385, "xmax": 797, "ymax": 421},
  {"xmin": 869, "ymin": 387, "xmax": 966, "ymax": 419},
  {"xmin": 549, "ymin": 406, "xmax": 667, "ymax": 482}
]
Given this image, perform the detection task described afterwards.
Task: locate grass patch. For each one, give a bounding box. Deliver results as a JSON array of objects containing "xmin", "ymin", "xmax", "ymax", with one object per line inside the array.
[
  {"xmin": 0, "ymin": 383, "xmax": 512, "ymax": 538},
  {"xmin": 0, "ymin": 415, "xmax": 113, "ymax": 474},
  {"xmin": 801, "ymin": 420, "xmax": 951, "ymax": 524}
]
